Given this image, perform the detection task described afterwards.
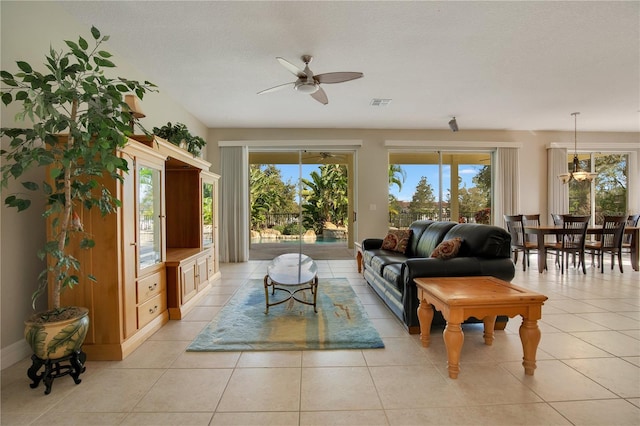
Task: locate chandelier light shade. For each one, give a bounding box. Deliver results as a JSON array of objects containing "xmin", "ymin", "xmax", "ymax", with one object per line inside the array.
[{"xmin": 557, "ymin": 112, "xmax": 597, "ymax": 184}]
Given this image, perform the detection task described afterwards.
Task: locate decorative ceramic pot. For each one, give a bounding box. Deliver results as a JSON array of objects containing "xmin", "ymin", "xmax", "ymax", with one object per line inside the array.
[{"xmin": 24, "ymin": 307, "xmax": 89, "ymax": 360}]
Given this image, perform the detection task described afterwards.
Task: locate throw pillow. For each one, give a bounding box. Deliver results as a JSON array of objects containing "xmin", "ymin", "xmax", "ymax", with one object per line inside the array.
[
  {"xmin": 381, "ymin": 229, "xmax": 412, "ymax": 253},
  {"xmin": 431, "ymin": 237, "xmax": 463, "ymax": 260}
]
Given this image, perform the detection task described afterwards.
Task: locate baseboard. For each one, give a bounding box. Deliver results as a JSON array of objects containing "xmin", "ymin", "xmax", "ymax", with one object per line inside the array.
[{"xmin": 1, "ymin": 339, "xmax": 31, "ymax": 370}]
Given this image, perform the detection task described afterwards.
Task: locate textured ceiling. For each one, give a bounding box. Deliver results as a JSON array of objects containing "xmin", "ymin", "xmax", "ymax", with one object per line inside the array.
[{"xmin": 61, "ymin": 1, "xmax": 639, "ymax": 132}]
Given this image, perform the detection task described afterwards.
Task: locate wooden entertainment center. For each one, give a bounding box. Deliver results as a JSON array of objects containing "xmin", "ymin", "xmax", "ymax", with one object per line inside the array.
[{"xmin": 57, "ymin": 136, "xmax": 220, "ymax": 360}]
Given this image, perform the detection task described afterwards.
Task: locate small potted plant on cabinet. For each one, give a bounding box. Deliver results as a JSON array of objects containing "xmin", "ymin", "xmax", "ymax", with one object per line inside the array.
[
  {"xmin": 0, "ymin": 27, "xmax": 155, "ymax": 393},
  {"xmin": 152, "ymin": 121, "xmax": 207, "ymax": 157}
]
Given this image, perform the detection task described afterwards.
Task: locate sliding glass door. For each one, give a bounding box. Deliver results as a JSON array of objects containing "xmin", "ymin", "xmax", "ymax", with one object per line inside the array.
[{"xmin": 389, "ymin": 150, "xmax": 493, "ymax": 227}]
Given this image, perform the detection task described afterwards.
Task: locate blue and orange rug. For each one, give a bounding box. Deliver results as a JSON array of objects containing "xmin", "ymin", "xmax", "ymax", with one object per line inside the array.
[{"xmin": 187, "ymin": 278, "xmax": 384, "ymax": 351}]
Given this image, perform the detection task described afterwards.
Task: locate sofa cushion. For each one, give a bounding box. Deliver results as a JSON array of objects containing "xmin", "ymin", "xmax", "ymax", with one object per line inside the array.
[
  {"xmin": 371, "ymin": 253, "xmax": 407, "ymax": 275},
  {"xmin": 381, "ymin": 229, "xmax": 412, "ymax": 253},
  {"xmin": 443, "ymin": 223, "xmax": 511, "ymax": 258},
  {"xmin": 382, "ymin": 263, "xmax": 404, "ymax": 292},
  {"xmin": 431, "ymin": 237, "xmax": 463, "ymax": 259},
  {"xmin": 413, "ymin": 221, "xmax": 458, "ymax": 258}
]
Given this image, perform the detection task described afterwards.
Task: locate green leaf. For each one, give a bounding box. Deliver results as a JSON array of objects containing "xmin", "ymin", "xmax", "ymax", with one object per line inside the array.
[
  {"xmin": 1, "ymin": 92, "xmax": 11, "ymax": 106},
  {"xmin": 43, "ymin": 181, "xmax": 53, "ymax": 195},
  {"xmin": 21, "ymin": 181, "xmax": 39, "ymax": 191},
  {"xmin": 93, "ymin": 57, "xmax": 116, "ymax": 68},
  {"xmin": 88, "ymin": 274, "xmax": 97, "ymax": 283},
  {"xmin": 78, "ymin": 36, "xmax": 88, "ymax": 50},
  {"xmin": 91, "ymin": 26, "xmax": 101, "ymax": 40},
  {"xmin": 98, "ymin": 51, "xmax": 112, "ymax": 58},
  {"xmin": 64, "ymin": 40, "xmax": 79, "ymax": 51},
  {"xmin": 0, "ymin": 70, "xmax": 13, "ymax": 80},
  {"xmin": 16, "ymin": 61, "xmax": 32, "ymax": 73},
  {"xmin": 15, "ymin": 91, "xmax": 28, "ymax": 101},
  {"xmin": 50, "ymin": 168, "xmax": 62, "ymax": 180},
  {"xmin": 80, "ymin": 238, "xmax": 95, "ymax": 249}
]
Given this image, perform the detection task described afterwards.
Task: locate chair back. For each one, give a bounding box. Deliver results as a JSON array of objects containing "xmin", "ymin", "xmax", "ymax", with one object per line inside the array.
[
  {"xmin": 523, "ymin": 214, "xmax": 540, "ymax": 243},
  {"xmin": 599, "ymin": 215, "xmax": 627, "ymax": 250},
  {"xmin": 561, "ymin": 215, "xmax": 590, "ymax": 250},
  {"xmin": 624, "ymin": 214, "xmax": 640, "ymax": 244},
  {"xmin": 551, "ymin": 213, "xmax": 563, "ymax": 226},
  {"xmin": 504, "ymin": 214, "xmax": 525, "ymax": 248}
]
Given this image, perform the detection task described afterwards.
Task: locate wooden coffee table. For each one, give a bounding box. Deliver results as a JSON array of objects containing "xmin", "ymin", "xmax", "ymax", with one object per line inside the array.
[{"xmin": 414, "ymin": 276, "xmax": 547, "ymax": 379}]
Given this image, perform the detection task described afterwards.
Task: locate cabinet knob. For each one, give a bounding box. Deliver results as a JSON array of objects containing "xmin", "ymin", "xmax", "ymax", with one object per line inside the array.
[
  {"xmin": 130, "ymin": 242, "xmax": 137, "ymax": 246},
  {"xmin": 149, "ymin": 305, "xmax": 158, "ymax": 314},
  {"xmin": 148, "ymin": 283, "xmax": 157, "ymax": 291}
]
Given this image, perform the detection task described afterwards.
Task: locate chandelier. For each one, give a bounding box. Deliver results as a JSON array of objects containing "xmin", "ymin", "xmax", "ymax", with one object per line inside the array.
[{"xmin": 558, "ymin": 112, "xmax": 597, "ymax": 184}]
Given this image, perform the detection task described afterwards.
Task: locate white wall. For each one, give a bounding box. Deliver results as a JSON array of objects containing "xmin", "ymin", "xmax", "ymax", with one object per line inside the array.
[
  {"xmin": 207, "ymin": 128, "xmax": 639, "ymax": 243},
  {"xmin": 0, "ymin": 1, "xmax": 208, "ymax": 367}
]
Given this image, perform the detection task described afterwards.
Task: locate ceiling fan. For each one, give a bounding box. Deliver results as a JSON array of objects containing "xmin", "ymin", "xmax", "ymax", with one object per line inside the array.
[
  {"xmin": 257, "ymin": 55, "xmax": 363, "ymax": 105},
  {"xmin": 302, "ymin": 151, "xmax": 349, "ymax": 163}
]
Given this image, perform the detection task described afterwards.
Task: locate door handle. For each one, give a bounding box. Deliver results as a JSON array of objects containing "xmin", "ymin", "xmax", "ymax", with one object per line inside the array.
[{"xmin": 353, "ymin": 211, "xmax": 357, "ymax": 222}]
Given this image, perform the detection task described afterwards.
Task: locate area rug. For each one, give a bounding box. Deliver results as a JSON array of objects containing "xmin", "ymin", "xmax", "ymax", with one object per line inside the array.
[{"xmin": 187, "ymin": 278, "xmax": 384, "ymax": 351}]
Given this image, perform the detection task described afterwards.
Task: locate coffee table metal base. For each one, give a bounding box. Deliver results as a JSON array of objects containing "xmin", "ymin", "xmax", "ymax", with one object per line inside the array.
[{"xmin": 263, "ymin": 276, "xmax": 319, "ymax": 314}]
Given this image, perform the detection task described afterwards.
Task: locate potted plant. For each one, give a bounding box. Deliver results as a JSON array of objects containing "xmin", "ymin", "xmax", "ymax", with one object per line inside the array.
[
  {"xmin": 0, "ymin": 26, "xmax": 155, "ymax": 390},
  {"xmin": 152, "ymin": 121, "xmax": 207, "ymax": 156}
]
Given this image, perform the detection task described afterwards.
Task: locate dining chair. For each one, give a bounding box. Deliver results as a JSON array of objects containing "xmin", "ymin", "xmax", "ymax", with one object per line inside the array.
[
  {"xmin": 585, "ymin": 215, "xmax": 627, "ymax": 273},
  {"xmin": 546, "ymin": 215, "xmax": 590, "ymax": 274},
  {"xmin": 622, "ymin": 214, "xmax": 640, "ymax": 261},
  {"xmin": 504, "ymin": 214, "xmax": 538, "ymax": 271}
]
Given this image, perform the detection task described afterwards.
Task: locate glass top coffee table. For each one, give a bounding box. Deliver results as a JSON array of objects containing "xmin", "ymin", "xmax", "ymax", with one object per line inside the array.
[{"xmin": 263, "ymin": 253, "xmax": 319, "ymax": 314}]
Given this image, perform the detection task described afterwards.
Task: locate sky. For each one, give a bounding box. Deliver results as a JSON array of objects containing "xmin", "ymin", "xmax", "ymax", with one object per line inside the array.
[{"xmin": 277, "ymin": 163, "xmax": 482, "ymax": 202}]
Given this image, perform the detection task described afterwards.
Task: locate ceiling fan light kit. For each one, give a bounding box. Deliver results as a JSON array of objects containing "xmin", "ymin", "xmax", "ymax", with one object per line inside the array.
[{"xmin": 258, "ymin": 55, "xmax": 363, "ymax": 105}]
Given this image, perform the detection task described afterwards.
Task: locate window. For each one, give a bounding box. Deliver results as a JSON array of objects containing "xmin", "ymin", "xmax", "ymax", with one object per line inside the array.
[
  {"xmin": 389, "ymin": 151, "xmax": 493, "ymax": 227},
  {"xmin": 568, "ymin": 153, "xmax": 628, "ymax": 224}
]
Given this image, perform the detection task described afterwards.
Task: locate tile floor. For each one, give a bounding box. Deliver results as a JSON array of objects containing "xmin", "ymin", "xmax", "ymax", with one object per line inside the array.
[{"xmin": 1, "ymin": 257, "xmax": 639, "ymax": 425}]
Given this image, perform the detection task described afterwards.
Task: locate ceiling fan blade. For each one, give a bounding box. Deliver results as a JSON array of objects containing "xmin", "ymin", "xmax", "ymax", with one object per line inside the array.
[
  {"xmin": 310, "ymin": 87, "xmax": 328, "ymax": 105},
  {"xmin": 315, "ymin": 72, "xmax": 363, "ymax": 84},
  {"xmin": 276, "ymin": 57, "xmax": 307, "ymax": 78},
  {"xmin": 257, "ymin": 82, "xmax": 295, "ymax": 95}
]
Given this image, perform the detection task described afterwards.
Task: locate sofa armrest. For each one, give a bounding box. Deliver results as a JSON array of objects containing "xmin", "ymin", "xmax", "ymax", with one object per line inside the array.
[{"xmin": 362, "ymin": 238, "xmax": 384, "ymax": 250}]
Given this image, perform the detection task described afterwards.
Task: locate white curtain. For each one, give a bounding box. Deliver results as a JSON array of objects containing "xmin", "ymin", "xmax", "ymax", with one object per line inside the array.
[
  {"xmin": 547, "ymin": 147, "xmax": 568, "ymax": 223},
  {"xmin": 220, "ymin": 146, "xmax": 249, "ymax": 262},
  {"xmin": 494, "ymin": 147, "xmax": 519, "ymax": 229}
]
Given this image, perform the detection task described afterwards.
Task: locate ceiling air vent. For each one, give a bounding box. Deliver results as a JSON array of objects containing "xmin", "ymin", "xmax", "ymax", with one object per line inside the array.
[{"xmin": 370, "ymin": 98, "xmax": 392, "ymax": 107}]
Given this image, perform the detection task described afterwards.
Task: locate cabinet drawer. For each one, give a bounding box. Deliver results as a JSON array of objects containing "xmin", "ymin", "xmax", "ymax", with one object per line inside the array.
[
  {"xmin": 137, "ymin": 272, "xmax": 165, "ymax": 303},
  {"xmin": 137, "ymin": 293, "xmax": 166, "ymax": 329}
]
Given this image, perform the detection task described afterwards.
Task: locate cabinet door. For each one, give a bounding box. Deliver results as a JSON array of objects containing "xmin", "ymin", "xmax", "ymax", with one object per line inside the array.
[
  {"xmin": 196, "ymin": 254, "xmax": 209, "ymax": 291},
  {"xmin": 181, "ymin": 261, "xmax": 197, "ymax": 303},
  {"xmin": 137, "ymin": 162, "xmax": 164, "ymax": 272}
]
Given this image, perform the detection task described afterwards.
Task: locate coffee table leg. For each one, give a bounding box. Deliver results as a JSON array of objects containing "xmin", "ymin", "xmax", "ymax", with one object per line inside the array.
[
  {"xmin": 263, "ymin": 276, "xmax": 270, "ymax": 314},
  {"xmin": 483, "ymin": 315, "xmax": 497, "ymax": 346},
  {"xmin": 417, "ymin": 298, "xmax": 434, "ymax": 347},
  {"xmin": 443, "ymin": 322, "xmax": 464, "ymax": 379},
  {"xmin": 519, "ymin": 317, "xmax": 541, "ymax": 375}
]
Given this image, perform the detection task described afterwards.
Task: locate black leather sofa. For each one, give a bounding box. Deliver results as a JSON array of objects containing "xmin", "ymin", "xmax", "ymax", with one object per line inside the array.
[{"xmin": 362, "ymin": 220, "xmax": 515, "ymax": 334}]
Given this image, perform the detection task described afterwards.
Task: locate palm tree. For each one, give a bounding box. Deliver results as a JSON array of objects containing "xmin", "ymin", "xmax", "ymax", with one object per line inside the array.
[{"xmin": 301, "ymin": 164, "xmax": 348, "ymax": 233}]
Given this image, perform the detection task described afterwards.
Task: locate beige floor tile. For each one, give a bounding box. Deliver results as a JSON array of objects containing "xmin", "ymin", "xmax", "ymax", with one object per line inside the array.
[
  {"xmin": 121, "ymin": 412, "xmax": 214, "ymax": 425},
  {"xmin": 369, "ymin": 318, "xmax": 412, "ymax": 337},
  {"xmin": 538, "ymin": 331, "xmax": 611, "ymax": 359},
  {"xmin": 629, "ymin": 398, "xmax": 640, "ymax": 409},
  {"xmin": 363, "ymin": 303, "xmax": 395, "ymax": 319},
  {"xmin": 550, "ymin": 399, "xmax": 640, "ymax": 425},
  {"xmin": 572, "ymin": 330, "xmax": 640, "ymax": 356},
  {"xmin": 31, "ymin": 412, "xmax": 129, "ymax": 425},
  {"xmin": 576, "ymin": 312, "xmax": 640, "ymax": 330},
  {"xmin": 370, "ymin": 365, "xmax": 459, "ymax": 409},
  {"xmin": 564, "ymin": 357, "xmax": 640, "ymax": 398},
  {"xmin": 363, "ymin": 336, "xmax": 434, "ymax": 366},
  {"xmin": 301, "ymin": 349, "xmax": 367, "ymax": 367},
  {"xmin": 46, "ymin": 368, "xmax": 165, "ymax": 413},
  {"xmin": 182, "ymin": 306, "xmax": 221, "ymax": 321},
  {"xmin": 170, "ymin": 350, "xmax": 241, "ymax": 369},
  {"xmin": 300, "ymin": 409, "xmax": 389, "ymax": 425},
  {"xmin": 134, "ymin": 368, "xmax": 232, "ymax": 412},
  {"xmin": 147, "ymin": 319, "xmax": 208, "ymax": 341},
  {"xmin": 111, "ymin": 339, "xmax": 188, "ymax": 369},
  {"xmin": 237, "ymin": 350, "xmax": 302, "ymax": 368},
  {"xmin": 623, "ymin": 356, "xmax": 640, "ymax": 367},
  {"xmin": 300, "ymin": 367, "xmax": 382, "ymax": 411},
  {"xmin": 541, "ymin": 313, "xmax": 609, "ymax": 332},
  {"xmin": 385, "ymin": 403, "xmax": 572, "ymax": 425},
  {"xmin": 217, "ymin": 368, "xmax": 301, "ymax": 412},
  {"xmin": 435, "ymin": 363, "xmax": 543, "ymax": 405},
  {"xmin": 502, "ymin": 359, "xmax": 617, "ymax": 402},
  {"xmin": 210, "ymin": 411, "xmax": 299, "ymax": 425}
]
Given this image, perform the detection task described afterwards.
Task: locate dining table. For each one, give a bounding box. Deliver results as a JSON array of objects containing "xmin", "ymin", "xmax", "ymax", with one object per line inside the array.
[{"xmin": 523, "ymin": 226, "xmax": 639, "ymax": 273}]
